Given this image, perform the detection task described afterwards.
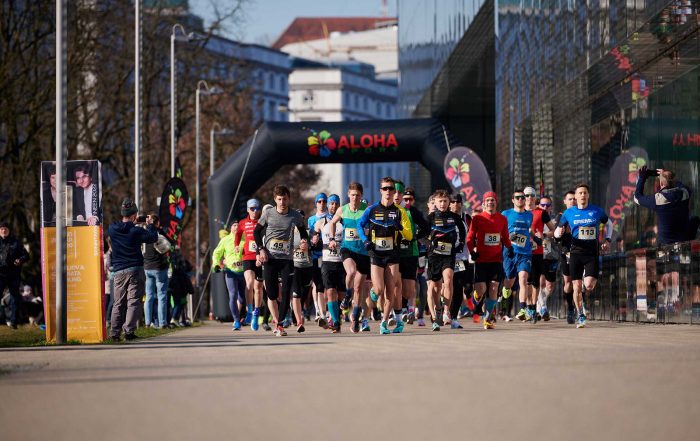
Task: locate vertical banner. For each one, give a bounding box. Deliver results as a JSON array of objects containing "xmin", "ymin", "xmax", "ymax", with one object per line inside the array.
[
  {"xmin": 605, "ymin": 147, "xmax": 649, "ymax": 243},
  {"xmin": 443, "ymin": 147, "xmax": 493, "ymax": 212},
  {"xmin": 159, "ymin": 177, "xmax": 189, "ymax": 247},
  {"xmin": 41, "ymin": 160, "xmax": 105, "ymax": 343}
]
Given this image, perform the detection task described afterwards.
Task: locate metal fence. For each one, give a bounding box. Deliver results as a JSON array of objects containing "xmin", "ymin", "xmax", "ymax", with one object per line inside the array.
[{"xmin": 548, "ymin": 241, "xmax": 700, "ymax": 324}]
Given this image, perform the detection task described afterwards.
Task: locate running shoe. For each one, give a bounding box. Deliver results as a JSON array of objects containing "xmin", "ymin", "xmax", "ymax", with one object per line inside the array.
[
  {"xmin": 380, "ymin": 321, "xmax": 390, "ymax": 335},
  {"xmin": 282, "ymin": 318, "xmax": 291, "ymax": 328},
  {"xmin": 233, "ymin": 320, "xmax": 241, "ymax": 331},
  {"xmin": 502, "ymin": 287, "xmax": 512, "ymax": 299},
  {"xmin": 274, "ymin": 325, "xmax": 287, "ymax": 337},
  {"xmin": 472, "ymin": 291, "xmax": 482, "ymax": 304},
  {"xmin": 251, "ymin": 308, "xmax": 260, "ymax": 331},
  {"xmin": 466, "ymin": 297, "xmax": 475, "ymax": 311},
  {"xmin": 392, "ymin": 320, "xmax": 405, "ymax": 333},
  {"xmin": 525, "ymin": 309, "xmax": 534, "ymax": 322},
  {"xmin": 296, "ymin": 324, "xmax": 305, "ymax": 333},
  {"xmin": 483, "ymin": 319, "xmax": 495, "ymax": 330},
  {"xmin": 360, "ymin": 319, "xmax": 370, "ymax": 332},
  {"xmin": 417, "ymin": 318, "xmax": 426, "ymax": 327},
  {"xmin": 566, "ymin": 309, "xmax": 575, "ymax": 325},
  {"xmin": 504, "ymin": 315, "xmax": 513, "ymax": 322},
  {"xmin": 340, "ymin": 296, "xmax": 351, "ymax": 310},
  {"xmin": 370, "ymin": 288, "xmax": 379, "ymax": 302},
  {"xmin": 576, "ymin": 314, "xmax": 587, "ymax": 329},
  {"xmin": 262, "ymin": 323, "xmax": 272, "ymax": 331},
  {"xmin": 244, "ymin": 310, "xmax": 252, "ymax": 326},
  {"xmin": 431, "ymin": 322, "xmax": 440, "ymax": 332},
  {"xmin": 388, "ymin": 317, "xmax": 396, "ymax": 327},
  {"xmin": 331, "ymin": 323, "xmax": 341, "ymax": 334},
  {"xmin": 516, "ymin": 308, "xmax": 528, "ymax": 321},
  {"xmin": 318, "ymin": 317, "xmax": 328, "ymax": 329},
  {"xmin": 472, "ymin": 313, "xmax": 481, "ymax": 324},
  {"xmin": 401, "ymin": 312, "xmax": 408, "ymax": 323},
  {"xmin": 435, "ymin": 309, "xmax": 444, "ymax": 326},
  {"xmin": 351, "ymin": 318, "xmax": 360, "ymax": 334},
  {"xmin": 450, "ymin": 320, "xmax": 463, "ymax": 329},
  {"xmin": 406, "ymin": 311, "xmax": 415, "ymax": 325},
  {"xmin": 371, "ymin": 308, "xmax": 382, "ymax": 321},
  {"xmin": 443, "ymin": 313, "xmax": 452, "ymax": 325},
  {"xmin": 541, "ymin": 307, "xmax": 550, "ymax": 321}
]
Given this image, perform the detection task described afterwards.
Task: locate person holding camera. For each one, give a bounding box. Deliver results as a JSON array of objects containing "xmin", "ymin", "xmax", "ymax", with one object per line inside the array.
[
  {"xmin": 108, "ymin": 198, "xmax": 158, "ymax": 341},
  {"xmin": 634, "ymin": 166, "xmax": 691, "ymax": 245}
]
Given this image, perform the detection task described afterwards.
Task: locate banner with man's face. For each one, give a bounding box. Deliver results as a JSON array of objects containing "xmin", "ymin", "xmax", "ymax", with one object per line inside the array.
[{"xmin": 40, "ymin": 160, "xmax": 102, "ymax": 227}]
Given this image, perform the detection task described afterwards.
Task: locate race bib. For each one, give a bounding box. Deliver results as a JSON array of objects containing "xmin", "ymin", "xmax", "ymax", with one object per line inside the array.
[
  {"xmin": 322, "ymin": 247, "xmax": 341, "ymax": 261},
  {"xmin": 418, "ymin": 256, "xmax": 427, "ymax": 268},
  {"xmin": 344, "ymin": 228, "xmax": 359, "ymax": 241},
  {"xmin": 268, "ymin": 239, "xmax": 290, "ymax": 254},
  {"xmin": 232, "ymin": 260, "xmax": 244, "ymax": 271},
  {"xmin": 293, "ymin": 249, "xmax": 309, "ymax": 262},
  {"xmin": 248, "ymin": 241, "xmax": 258, "ymax": 253},
  {"xmin": 434, "ymin": 242, "xmax": 452, "ymax": 255},
  {"xmin": 543, "ymin": 239, "xmax": 552, "ymax": 255},
  {"xmin": 578, "ymin": 226, "xmax": 597, "ymax": 240},
  {"xmin": 374, "ymin": 236, "xmax": 394, "ymax": 251},
  {"xmin": 454, "ymin": 260, "xmax": 466, "ymax": 272},
  {"xmin": 400, "ymin": 240, "xmax": 410, "ymax": 250},
  {"xmin": 511, "ymin": 233, "xmax": 527, "ymax": 247},
  {"xmin": 484, "ymin": 233, "xmax": 501, "ymax": 247}
]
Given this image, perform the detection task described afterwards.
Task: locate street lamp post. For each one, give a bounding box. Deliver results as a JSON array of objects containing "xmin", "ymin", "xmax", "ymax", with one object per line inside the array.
[
  {"xmin": 195, "ymin": 81, "xmax": 223, "ymax": 319},
  {"xmin": 135, "ymin": 0, "xmax": 142, "ymax": 208},
  {"xmin": 209, "ymin": 123, "xmax": 234, "ymax": 177},
  {"xmin": 170, "ymin": 24, "xmax": 204, "ymax": 177},
  {"xmin": 55, "ymin": 0, "xmax": 68, "ymax": 344}
]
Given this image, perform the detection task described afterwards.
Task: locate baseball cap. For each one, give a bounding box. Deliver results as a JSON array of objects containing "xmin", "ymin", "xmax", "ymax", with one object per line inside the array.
[
  {"xmin": 328, "ymin": 194, "xmax": 340, "ymax": 204},
  {"xmin": 246, "ymin": 198, "xmax": 260, "ymax": 209},
  {"xmin": 523, "ymin": 186, "xmax": 537, "ymax": 196},
  {"xmin": 404, "ymin": 189, "xmax": 415, "ymax": 197},
  {"xmin": 120, "ymin": 198, "xmax": 138, "ymax": 216},
  {"xmin": 315, "ymin": 193, "xmax": 328, "ymax": 203},
  {"xmin": 450, "ymin": 193, "xmax": 463, "ymax": 203},
  {"xmin": 483, "ymin": 191, "xmax": 498, "ymax": 202}
]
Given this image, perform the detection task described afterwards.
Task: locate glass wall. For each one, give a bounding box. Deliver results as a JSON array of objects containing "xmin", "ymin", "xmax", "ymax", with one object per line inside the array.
[
  {"xmin": 398, "ymin": 0, "xmax": 485, "ymax": 117},
  {"xmin": 496, "ymin": 1, "xmax": 700, "ymax": 249}
]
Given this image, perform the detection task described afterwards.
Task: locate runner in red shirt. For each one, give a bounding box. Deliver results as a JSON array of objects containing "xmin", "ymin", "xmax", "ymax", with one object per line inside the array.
[
  {"xmin": 524, "ymin": 186, "xmax": 556, "ymax": 322},
  {"xmin": 234, "ymin": 199, "xmax": 265, "ymax": 330},
  {"xmin": 466, "ymin": 191, "xmax": 513, "ymax": 329}
]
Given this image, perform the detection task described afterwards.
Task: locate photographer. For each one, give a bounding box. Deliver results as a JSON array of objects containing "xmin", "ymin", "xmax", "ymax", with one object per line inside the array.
[
  {"xmin": 107, "ymin": 198, "xmax": 158, "ymax": 341},
  {"xmin": 634, "ymin": 166, "xmax": 691, "ymax": 245}
]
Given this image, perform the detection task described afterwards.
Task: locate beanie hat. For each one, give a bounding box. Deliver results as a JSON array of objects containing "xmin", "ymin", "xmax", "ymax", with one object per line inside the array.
[{"xmin": 120, "ymin": 198, "xmax": 138, "ymax": 217}]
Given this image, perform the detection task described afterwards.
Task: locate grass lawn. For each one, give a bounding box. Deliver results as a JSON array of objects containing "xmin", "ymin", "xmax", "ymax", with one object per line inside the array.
[{"xmin": 0, "ymin": 322, "xmax": 200, "ymax": 347}]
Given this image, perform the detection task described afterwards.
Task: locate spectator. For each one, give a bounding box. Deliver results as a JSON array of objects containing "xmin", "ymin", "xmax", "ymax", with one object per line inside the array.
[
  {"xmin": 108, "ymin": 198, "xmax": 158, "ymax": 341},
  {"xmin": 634, "ymin": 167, "xmax": 691, "ymax": 245},
  {"xmin": 0, "ymin": 222, "xmax": 30, "ymax": 329},
  {"xmin": 21, "ymin": 285, "xmax": 43, "ymax": 326},
  {"xmin": 143, "ymin": 213, "xmax": 171, "ymax": 329},
  {"xmin": 168, "ymin": 248, "xmax": 193, "ymax": 327},
  {"xmin": 104, "ymin": 236, "xmax": 114, "ymax": 328}
]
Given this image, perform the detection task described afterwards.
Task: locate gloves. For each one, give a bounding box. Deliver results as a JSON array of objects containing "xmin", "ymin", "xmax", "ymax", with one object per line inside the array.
[
  {"xmin": 470, "ymin": 251, "xmax": 479, "ymax": 261},
  {"xmin": 507, "ymin": 246, "xmax": 515, "ymax": 259},
  {"xmin": 364, "ymin": 240, "xmax": 374, "ymax": 252},
  {"xmin": 455, "ymin": 242, "xmax": 464, "ymax": 254},
  {"xmin": 213, "ymin": 265, "xmax": 222, "ymax": 273}
]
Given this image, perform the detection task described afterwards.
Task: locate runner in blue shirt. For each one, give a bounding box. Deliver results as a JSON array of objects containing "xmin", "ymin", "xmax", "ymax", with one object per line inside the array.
[
  {"xmin": 501, "ymin": 189, "xmax": 534, "ymax": 321},
  {"xmin": 555, "ymin": 183, "xmax": 612, "ymax": 328}
]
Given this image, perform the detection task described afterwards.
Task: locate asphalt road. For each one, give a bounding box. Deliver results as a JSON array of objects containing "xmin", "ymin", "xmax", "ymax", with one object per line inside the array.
[{"xmin": 1, "ymin": 319, "xmax": 699, "ymax": 440}]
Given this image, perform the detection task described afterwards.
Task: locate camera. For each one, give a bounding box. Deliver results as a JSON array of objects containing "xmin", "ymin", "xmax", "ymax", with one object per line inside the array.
[
  {"xmin": 647, "ymin": 169, "xmax": 659, "ymax": 177},
  {"xmin": 136, "ymin": 214, "xmax": 147, "ymax": 223}
]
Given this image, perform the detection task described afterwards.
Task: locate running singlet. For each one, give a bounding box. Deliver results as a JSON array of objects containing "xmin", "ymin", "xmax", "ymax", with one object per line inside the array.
[
  {"xmin": 529, "ymin": 207, "xmax": 551, "ymax": 256},
  {"xmin": 501, "ymin": 209, "xmax": 534, "ymax": 255},
  {"xmin": 234, "ymin": 217, "xmax": 258, "ymax": 261},
  {"xmin": 257, "ymin": 208, "xmax": 306, "ymax": 260},
  {"xmin": 321, "ymin": 218, "xmax": 344, "ymax": 263},
  {"xmin": 339, "ymin": 202, "xmax": 368, "ymax": 255},
  {"xmin": 467, "ymin": 211, "xmax": 512, "ymax": 263},
  {"xmin": 357, "ymin": 203, "xmax": 413, "ymax": 256},
  {"xmin": 399, "ymin": 205, "xmax": 429, "ymax": 258},
  {"xmin": 292, "ymin": 229, "xmax": 313, "ymax": 268},
  {"xmin": 308, "ymin": 212, "xmax": 331, "ymax": 260},
  {"xmin": 427, "ymin": 210, "xmax": 466, "ymax": 257},
  {"xmin": 558, "ymin": 204, "xmax": 608, "ymax": 256}
]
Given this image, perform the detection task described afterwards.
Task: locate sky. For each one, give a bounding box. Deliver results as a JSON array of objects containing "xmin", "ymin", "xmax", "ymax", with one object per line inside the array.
[{"xmin": 190, "ymin": 0, "xmax": 397, "ymax": 45}]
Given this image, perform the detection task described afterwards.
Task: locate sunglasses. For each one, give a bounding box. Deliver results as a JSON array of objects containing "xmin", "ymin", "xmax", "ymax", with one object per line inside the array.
[
  {"xmin": 525, "ymin": 194, "xmax": 537, "ymax": 198},
  {"xmin": 316, "ymin": 200, "xmax": 326, "ymax": 204},
  {"xmin": 513, "ymin": 195, "xmax": 525, "ymax": 200},
  {"xmin": 249, "ymin": 207, "xmax": 261, "ymax": 211},
  {"xmin": 403, "ymin": 197, "xmax": 414, "ymax": 201},
  {"xmin": 380, "ymin": 186, "xmax": 395, "ymax": 192},
  {"xmin": 540, "ymin": 203, "xmax": 552, "ymax": 207}
]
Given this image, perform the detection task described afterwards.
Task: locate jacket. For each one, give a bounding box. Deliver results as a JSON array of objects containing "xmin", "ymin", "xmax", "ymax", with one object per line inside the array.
[
  {"xmin": 108, "ymin": 222, "xmax": 158, "ymax": 272},
  {"xmin": 0, "ymin": 235, "xmax": 30, "ymax": 275},
  {"xmin": 634, "ymin": 175, "xmax": 691, "ymax": 245}
]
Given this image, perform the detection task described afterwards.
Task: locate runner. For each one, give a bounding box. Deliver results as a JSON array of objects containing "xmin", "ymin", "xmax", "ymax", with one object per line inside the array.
[
  {"xmin": 234, "ymin": 198, "xmax": 267, "ymax": 331},
  {"xmin": 467, "ymin": 191, "xmax": 513, "ymax": 329},
  {"xmin": 358, "ymin": 177, "xmax": 413, "ymax": 334},
  {"xmin": 212, "ymin": 221, "xmax": 246, "ymax": 330},
  {"xmin": 291, "ymin": 209, "xmax": 313, "ymax": 333},
  {"xmin": 555, "ymin": 191, "xmax": 576, "ymax": 323},
  {"xmin": 395, "ymin": 184, "xmax": 429, "ymax": 326},
  {"xmin": 329, "ymin": 182, "xmax": 371, "ymax": 333},
  {"xmin": 448, "ymin": 193, "xmax": 471, "ymax": 329},
  {"xmin": 426, "ymin": 189, "xmax": 466, "ymax": 331},
  {"xmin": 524, "ymin": 186, "xmax": 556, "ymax": 323},
  {"xmin": 308, "ymin": 193, "xmax": 330, "ymax": 327},
  {"xmin": 555, "ymin": 183, "xmax": 612, "ymax": 328},
  {"xmin": 501, "ymin": 189, "xmax": 535, "ymax": 322},
  {"xmin": 537, "ymin": 195, "xmax": 559, "ymax": 321},
  {"xmin": 254, "ymin": 185, "xmax": 309, "ymax": 337},
  {"xmin": 312, "ymin": 194, "xmax": 345, "ymax": 333}
]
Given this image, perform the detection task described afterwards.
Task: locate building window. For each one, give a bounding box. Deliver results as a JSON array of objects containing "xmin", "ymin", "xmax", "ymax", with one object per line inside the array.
[
  {"xmin": 376, "ymin": 102, "xmax": 381, "ymax": 116},
  {"xmin": 363, "ymin": 97, "xmax": 368, "ymax": 111},
  {"xmin": 279, "ymin": 75, "xmax": 286, "ymax": 91},
  {"xmin": 268, "ymin": 72, "xmax": 274, "ymax": 90},
  {"xmin": 354, "ymin": 94, "xmax": 359, "ymax": 109},
  {"xmin": 268, "ymin": 101, "xmax": 276, "ymax": 120}
]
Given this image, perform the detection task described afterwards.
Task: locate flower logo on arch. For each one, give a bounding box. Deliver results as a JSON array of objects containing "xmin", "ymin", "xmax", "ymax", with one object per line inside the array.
[{"xmin": 307, "ymin": 129, "xmax": 337, "ymax": 157}]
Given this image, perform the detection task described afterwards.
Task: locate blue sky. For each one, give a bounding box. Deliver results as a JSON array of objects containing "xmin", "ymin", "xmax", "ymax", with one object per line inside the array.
[{"xmin": 190, "ymin": 0, "xmax": 397, "ymax": 45}]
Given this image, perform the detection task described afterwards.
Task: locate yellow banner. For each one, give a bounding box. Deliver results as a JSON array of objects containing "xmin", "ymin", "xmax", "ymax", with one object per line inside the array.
[{"xmin": 41, "ymin": 226, "xmax": 105, "ymax": 343}]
